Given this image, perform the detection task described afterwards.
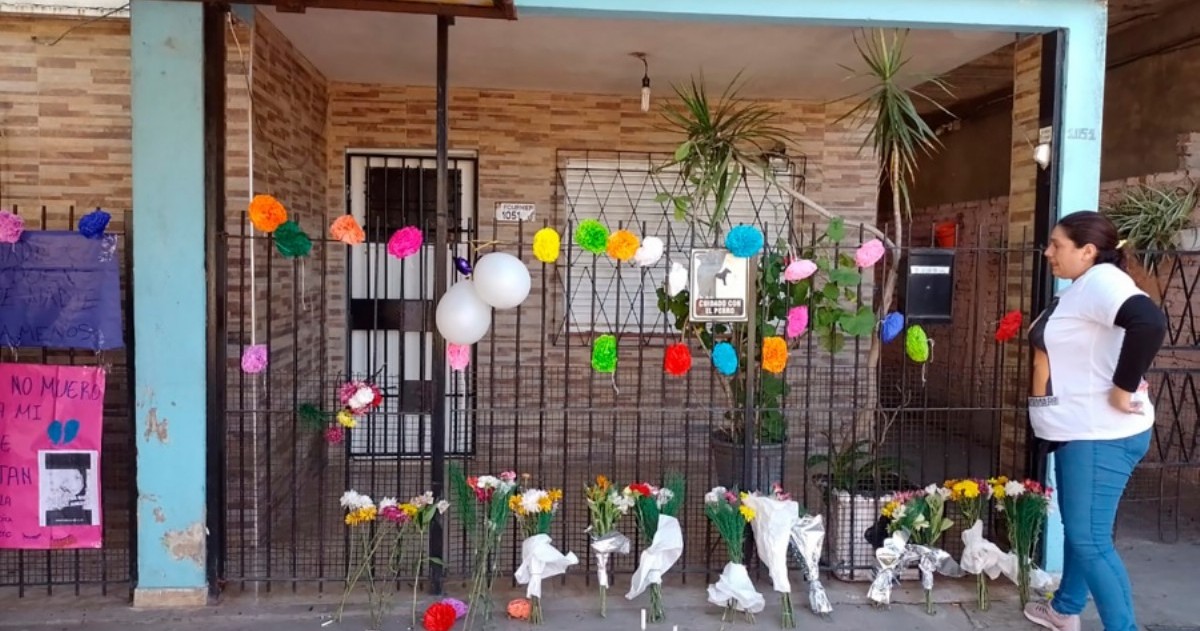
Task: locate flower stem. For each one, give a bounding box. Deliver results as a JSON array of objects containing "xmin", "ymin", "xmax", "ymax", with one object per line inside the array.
[
  {"xmin": 599, "ymin": 585, "xmax": 607, "ymax": 618},
  {"xmin": 412, "ymin": 539, "xmax": 425, "ymax": 630},
  {"xmin": 977, "ymin": 573, "xmax": 989, "ymax": 611},
  {"xmin": 781, "ymin": 593, "xmax": 795, "ymax": 629},
  {"xmin": 649, "ymin": 584, "xmax": 665, "ymax": 623},
  {"xmin": 531, "ymin": 596, "xmax": 543, "ymax": 625}
]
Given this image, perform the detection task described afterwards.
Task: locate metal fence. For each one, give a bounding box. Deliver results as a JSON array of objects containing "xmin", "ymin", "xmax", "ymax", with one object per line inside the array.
[{"xmin": 0, "ymin": 206, "xmax": 135, "ymax": 598}]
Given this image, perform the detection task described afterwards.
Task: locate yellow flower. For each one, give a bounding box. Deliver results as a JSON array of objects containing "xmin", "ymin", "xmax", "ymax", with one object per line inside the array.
[
  {"xmin": 960, "ymin": 480, "xmax": 981, "ymax": 499},
  {"xmin": 337, "ymin": 410, "xmax": 356, "ymax": 429},
  {"xmin": 548, "ymin": 489, "xmax": 564, "ymax": 503},
  {"xmin": 401, "ymin": 503, "xmax": 419, "ymax": 518},
  {"xmin": 992, "ymin": 484, "xmax": 1006, "ymax": 499},
  {"xmin": 738, "ymin": 505, "xmax": 756, "ymax": 522},
  {"xmin": 508, "ymin": 495, "xmax": 525, "ymax": 515},
  {"xmin": 345, "ymin": 506, "xmax": 377, "ymax": 526},
  {"xmin": 881, "ymin": 500, "xmax": 900, "ymax": 518},
  {"xmin": 537, "ymin": 496, "xmax": 553, "ymax": 512}
]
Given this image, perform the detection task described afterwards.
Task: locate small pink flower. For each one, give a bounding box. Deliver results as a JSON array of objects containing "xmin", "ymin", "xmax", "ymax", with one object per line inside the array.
[
  {"xmin": 324, "ymin": 425, "xmax": 345, "ymax": 445},
  {"xmin": 387, "ymin": 226, "xmax": 423, "ymax": 259},
  {"xmin": 786, "ymin": 306, "xmax": 809, "ymax": 339},
  {"xmin": 854, "ymin": 239, "xmax": 885, "ymax": 268},
  {"xmin": 783, "ymin": 259, "xmax": 817, "ymax": 282},
  {"xmin": 499, "ymin": 471, "xmax": 517, "ymax": 482}
]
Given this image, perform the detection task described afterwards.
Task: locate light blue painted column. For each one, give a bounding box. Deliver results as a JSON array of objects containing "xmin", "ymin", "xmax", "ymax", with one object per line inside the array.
[
  {"xmin": 520, "ymin": 0, "xmax": 1110, "ymax": 578},
  {"xmin": 130, "ymin": 0, "xmax": 209, "ymax": 605}
]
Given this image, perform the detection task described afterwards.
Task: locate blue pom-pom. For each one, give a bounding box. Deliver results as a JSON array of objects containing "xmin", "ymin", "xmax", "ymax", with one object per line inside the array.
[
  {"xmin": 78, "ymin": 208, "xmax": 111, "ymax": 239},
  {"xmin": 881, "ymin": 311, "xmax": 905, "ymax": 343},
  {"xmin": 725, "ymin": 225, "xmax": 764, "ymax": 258},
  {"xmin": 712, "ymin": 342, "xmax": 739, "ymax": 376}
]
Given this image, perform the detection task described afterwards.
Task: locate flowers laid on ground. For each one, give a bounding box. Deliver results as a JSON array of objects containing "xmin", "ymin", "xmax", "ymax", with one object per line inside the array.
[
  {"xmin": 449, "ymin": 466, "xmax": 518, "ymax": 631},
  {"xmin": 945, "ymin": 478, "xmax": 1000, "ymax": 611},
  {"xmin": 704, "ymin": 487, "xmax": 764, "ymax": 626},
  {"xmin": 993, "ymin": 477, "xmax": 1054, "ymax": 606},
  {"xmin": 422, "ymin": 601, "xmax": 457, "ymax": 631},
  {"xmin": 510, "ymin": 480, "xmax": 577, "ymax": 625},
  {"xmin": 624, "ymin": 475, "xmax": 686, "ymax": 624},
  {"xmin": 872, "ymin": 486, "xmax": 962, "ymax": 614},
  {"xmin": 387, "ymin": 492, "xmax": 450, "ymax": 628},
  {"xmin": 336, "ymin": 491, "xmax": 386, "ymax": 628},
  {"xmin": 584, "ymin": 475, "xmax": 633, "ymax": 617}
]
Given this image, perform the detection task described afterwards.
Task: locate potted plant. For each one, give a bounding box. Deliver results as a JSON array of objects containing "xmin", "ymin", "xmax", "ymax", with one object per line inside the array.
[{"xmin": 1102, "ymin": 181, "xmax": 1198, "ymax": 301}]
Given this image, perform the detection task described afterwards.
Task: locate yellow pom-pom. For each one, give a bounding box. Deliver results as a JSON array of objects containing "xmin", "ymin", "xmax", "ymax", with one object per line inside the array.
[{"xmin": 533, "ymin": 227, "xmax": 561, "ymax": 263}]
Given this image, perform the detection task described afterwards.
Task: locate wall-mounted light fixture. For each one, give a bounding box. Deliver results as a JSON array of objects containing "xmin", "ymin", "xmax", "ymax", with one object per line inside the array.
[{"xmin": 631, "ymin": 52, "xmax": 651, "ymax": 112}]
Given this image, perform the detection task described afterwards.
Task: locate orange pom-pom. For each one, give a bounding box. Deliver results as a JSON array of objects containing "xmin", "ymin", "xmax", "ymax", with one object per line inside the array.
[
  {"xmin": 762, "ymin": 336, "xmax": 788, "ymax": 374},
  {"xmin": 506, "ymin": 598, "xmax": 532, "ymax": 620},
  {"xmin": 248, "ymin": 194, "xmax": 287, "ymax": 233},
  {"xmin": 330, "ymin": 214, "xmax": 365, "ymax": 245},
  {"xmin": 606, "ymin": 229, "xmax": 640, "ymax": 262}
]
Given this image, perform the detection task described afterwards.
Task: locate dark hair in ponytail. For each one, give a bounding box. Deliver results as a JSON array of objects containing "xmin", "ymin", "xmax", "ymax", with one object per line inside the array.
[{"xmin": 1055, "ymin": 211, "xmax": 1127, "ymax": 270}]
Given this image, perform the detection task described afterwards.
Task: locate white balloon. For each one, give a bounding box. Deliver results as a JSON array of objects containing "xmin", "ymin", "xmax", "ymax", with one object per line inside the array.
[
  {"xmin": 472, "ymin": 252, "xmax": 532, "ymax": 309},
  {"xmin": 436, "ymin": 280, "xmax": 492, "ymax": 345}
]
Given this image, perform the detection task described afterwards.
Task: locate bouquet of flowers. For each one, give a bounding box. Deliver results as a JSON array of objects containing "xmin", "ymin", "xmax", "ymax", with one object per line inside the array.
[
  {"xmin": 509, "ymin": 483, "xmax": 578, "ymax": 624},
  {"xmin": 704, "ymin": 487, "xmax": 764, "ymax": 626},
  {"xmin": 381, "ymin": 492, "xmax": 450, "ymax": 629},
  {"xmin": 624, "ymin": 474, "xmax": 686, "ymax": 624},
  {"xmin": 876, "ymin": 486, "xmax": 961, "ymax": 614},
  {"xmin": 449, "ymin": 465, "xmax": 518, "ymax": 631},
  {"xmin": 992, "ymin": 477, "xmax": 1053, "ymax": 606},
  {"xmin": 584, "ymin": 475, "xmax": 633, "ymax": 617},
  {"xmin": 945, "ymin": 478, "xmax": 1000, "ymax": 611},
  {"xmin": 337, "ymin": 490, "xmax": 403, "ymax": 629}
]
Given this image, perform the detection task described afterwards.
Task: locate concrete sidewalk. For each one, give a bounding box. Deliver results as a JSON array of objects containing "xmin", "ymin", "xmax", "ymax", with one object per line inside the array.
[{"xmin": 1, "ymin": 538, "xmax": 1194, "ymax": 631}]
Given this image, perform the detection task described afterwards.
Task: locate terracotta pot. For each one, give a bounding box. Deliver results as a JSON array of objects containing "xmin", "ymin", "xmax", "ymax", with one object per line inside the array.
[{"xmin": 935, "ymin": 221, "xmax": 957, "ymax": 248}]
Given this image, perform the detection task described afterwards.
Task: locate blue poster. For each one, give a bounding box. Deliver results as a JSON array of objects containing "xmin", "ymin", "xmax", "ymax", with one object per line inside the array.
[{"xmin": 0, "ymin": 231, "xmax": 124, "ymax": 351}]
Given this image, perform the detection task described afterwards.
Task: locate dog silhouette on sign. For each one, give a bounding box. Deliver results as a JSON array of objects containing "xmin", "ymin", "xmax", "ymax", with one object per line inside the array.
[{"xmin": 714, "ymin": 267, "xmax": 732, "ymax": 286}]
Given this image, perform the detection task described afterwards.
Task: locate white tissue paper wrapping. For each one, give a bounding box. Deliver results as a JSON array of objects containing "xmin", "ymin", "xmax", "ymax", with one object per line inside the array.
[
  {"xmin": 960, "ymin": 519, "xmax": 1006, "ymax": 580},
  {"xmin": 514, "ymin": 534, "xmax": 579, "ymax": 598},
  {"xmin": 706, "ymin": 562, "xmax": 766, "ymax": 613},
  {"xmin": 792, "ymin": 514, "xmax": 833, "ymax": 615},
  {"xmin": 997, "ymin": 552, "xmax": 1056, "ymax": 592},
  {"xmin": 626, "ymin": 515, "xmax": 684, "ymax": 600},
  {"xmin": 590, "ymin": 531, "xmax": 631, "ymax": 588},
  {"xmin": 743, "ymin": 495, "xmax": 799, "ymax": 593}
]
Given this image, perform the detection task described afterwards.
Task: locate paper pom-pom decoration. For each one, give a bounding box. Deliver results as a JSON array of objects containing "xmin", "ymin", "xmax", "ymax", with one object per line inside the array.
[
  {"xmin": 454, "ymin": 256, "xmax": 473, "ymax": 276},
  {"xmin": 274, "ymin": 220, "xmax": 313, "ymax": 258},
  {"xmin": 241, "ymin": 344, "xmax": 268, "ymax": 374},
  {"xmin": 336, "ymin": 409, "xmax": 357, "ymax": 429},
  {"xmin": 786, "ymin": 306, "xmax": 809, "ymax": 339},
  {"xmin": 575, "ymin": 219, "xmax": 610, "ymax": 254},
  {"xmin": 329, "ymin": 215, "xmax": 364, "ymax": 245},
  {"xmin": 906, "ymin": 325, "xmax": 930, "ymax": 363},
  {"xmin": 323, "ymin": 425, "xmax": 345, "ymax": 445},
  {"xmin": 440, "ymin": 598, "xmax": 469, "ymax": 620},
  {"xmin": 447, "ymin": 343, "xmax": 471, "ymax": 371},
  {"xmin": 664, "ymin": 343, "xmax": 692, "ymax": 376},
  {"xmin": 533, "ymin": 227, "xmax": 561, "ymax": 263},
  {"xmin": 78, "ymin": 208, "xmax": 111, "ymax": 239},
  {"xmin": 712, "ymin": 342, "xmax": 739, "ymax": 376},
  {"xmin": 606, "ymin": 229, "xmax": 640, "ymax": 262},
  {"xmin": 423, "ymin": 601, "xmax": 458, "ymax": 631},
  {"xmin": 634, "ymin": 236, "xmax": 664, "ymax": 267},
  {"xmin": 388, "ymin": 226, "xmax": 423, "ymax": 259},
  {"xmin": 591, "ymin": 334, "xmax": 617, "ymax": 373},
  {"xmin": 0, "ymin": 211, "xmax": 24, "ymax": 244},
  {"xmin": 762, "ymin": 336, "xmax": 788, "ymax": 374},
  {"xmin": 725, "ymin": 224, "xmax": 765, "ymax": 258},
  {"xmin": 881, "ymin": 311, "xmax": 905, "ymax": 343},
  {"xmin": 855, "ymin": 238, "xmax": 886, "ymax": 268},
  {"xmin": 298, "ymin": 403, "xmax": 326, "ymax": 431},
  {"xmin": 248, "ymin": 194, "xmax": 287, "ymax": 233},
  {"xmin": 667, "ymin": 261, "xmax": 688, "ymax": 297},
  {"xmin": 506, "ymin": 598, "xmax": 532, "ymax": 621},
  {"xmin": 783, "ymin": 258, "xmax": 817, "ymax": 282},
  {"xmin": 995, "ymin": 310, "xmax": 1023, "ymax": 343}
]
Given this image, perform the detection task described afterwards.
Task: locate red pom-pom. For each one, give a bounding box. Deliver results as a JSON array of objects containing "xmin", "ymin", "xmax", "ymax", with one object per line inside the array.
[
  {"xmin": 664, "ymin": 343, "xmax": 692, "ymax": 376},
  {"xmin": 423, "ymin": 602, "xmax": 457, "ymax": 631},
  {"xmin": 324, "ymin": 425, "xmax": 345, "ymax": 445},
  {"xmin": 995, "ymin": 310, "xmax": 1023, "ymax": 342}
]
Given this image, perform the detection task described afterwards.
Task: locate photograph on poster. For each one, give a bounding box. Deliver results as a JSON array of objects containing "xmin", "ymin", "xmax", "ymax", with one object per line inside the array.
[{"xmin": 38, "ymin": 450, "xmax": 99, "ymax": 528}]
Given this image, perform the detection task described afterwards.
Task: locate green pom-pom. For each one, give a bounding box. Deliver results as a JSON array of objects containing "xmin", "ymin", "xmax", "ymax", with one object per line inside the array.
[
  {"xmin": 275, "ymin": 220, "xmax": 313, "ymax": 258},
  {"xmin": 298, "ymin": 403, "xmax": 326, "ymax": 431},
  {"xmin": 575, "ymin": 219, "xmax": 610, "ymax": 255},
  {"xmin": 591, "ymin": 334, "xmax": 617, "ymax": 373},
  {"xmin": 906, "ymin": 325, "xmax": 930, "ymax": 363}
]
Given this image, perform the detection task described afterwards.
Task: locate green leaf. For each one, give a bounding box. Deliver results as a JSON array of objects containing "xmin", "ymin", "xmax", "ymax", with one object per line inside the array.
[
  {"xmin": 674, "ymin": 141, "xmax": 692, "ymax": 162},
  {"xmin": 828, "ymin": 267, "xmax": 862, "ymax": 286},
  {"xmin": 673, "ymin": 197, "xmax": 688, "ymax": 221},
  {"xmin": 654, "ymin": 192, "xmax": 672, "ymax": 203},
  {"xmin": 839, "ymin": 307, "xmax": 876, "ymax": 337},
  {"xmin": 817, "ymin": 329, "xmax": 846, "ymax": 354},
  {"xmin": 427, "ymin": 557, "xmax": 446, "ymax": 566},
  {"xmin": 825, "ymin": 217, "xmax": 846, "ymax": 242},
  {"xmin": 822, "ymin": 283, "xmax": 840, "ymax": 300}
]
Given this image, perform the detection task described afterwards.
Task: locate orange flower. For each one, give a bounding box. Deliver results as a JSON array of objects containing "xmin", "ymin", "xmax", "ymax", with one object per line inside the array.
[
  {"xmin": 330, "ymin": 214, "xmax": 365, "ymax": 245},
  {"xmin": 762, "ymin": 336, "xmax": 788, "ymax": 374},
  {"xmin": 506, "ymin": 598, "xmax": 532, "ymax": 620},
  {"xmin": 596, "ymin": 474, "xmax": 610, "ymax": 490},
  {"xmin": 606, "ymin": 229, "xmax": 640, "ymax": 262},
  {"xmin": 248, "ymin": 194, "xmax": 287, "ymax": 233}
]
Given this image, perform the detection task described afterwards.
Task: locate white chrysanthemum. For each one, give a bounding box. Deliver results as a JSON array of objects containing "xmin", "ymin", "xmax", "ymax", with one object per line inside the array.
[
  {"xmin": 521, "ymin": 489, "xmax": 549, "ymax": 514},
  {"xmin": 378, "ymin": 497, "xmax": 398, "ymax": 511},
  {"xmin": 477, "ymin": 475, "xmax": 499, "ymax": 489},
  {"xmin": 704, "ymin": 486, "xmax": 727, "ymax": 504},
  {"xmin": 1005, "ymin": 480, "xmax": 1026, "ymax": 498},
  {"xmin": 656, "ymin": 488, "xmax": 675, "ymax": 508},
  {"xmin": 435, "ymin": 500, "xmax": 450, "ymax": 515},
  {"xmin": 340, "ymin": 490, "xmax": 363, "ymax": 509},
  {"xmin": 634, "ymin": 236, "xmax": 665, "ymax": 267},
  {"xmin": 348, "ymin": 386, "xmax": 375, "ymax": 409}
]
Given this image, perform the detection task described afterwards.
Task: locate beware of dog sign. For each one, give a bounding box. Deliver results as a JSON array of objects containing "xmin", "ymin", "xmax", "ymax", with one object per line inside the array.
[{"xmin": 688, "ymin": 248, "xmax": 749, "ymax": 322}]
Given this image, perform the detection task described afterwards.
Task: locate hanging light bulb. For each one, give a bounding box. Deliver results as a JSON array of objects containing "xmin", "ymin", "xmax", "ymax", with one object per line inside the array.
[{"xmin": 633, "ymin": 53, "xmax": 651, "ymax": 113}]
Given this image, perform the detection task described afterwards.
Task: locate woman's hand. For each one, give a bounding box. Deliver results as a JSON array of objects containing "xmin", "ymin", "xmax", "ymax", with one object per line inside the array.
[{"xmin": 1109, "ymin": 386, "xmax": 1145, "ymax": 415}]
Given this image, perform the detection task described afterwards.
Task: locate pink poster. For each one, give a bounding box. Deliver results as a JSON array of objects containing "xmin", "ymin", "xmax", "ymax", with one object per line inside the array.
[{"xmin": 0, "ymin": 364, "xmax": 104, "ymax": 549}]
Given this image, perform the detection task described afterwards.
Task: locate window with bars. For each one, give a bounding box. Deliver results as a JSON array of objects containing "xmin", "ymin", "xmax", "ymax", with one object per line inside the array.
[{"xmin": 557, "ymin": 151, "xmax": 802, "ymax": 337}]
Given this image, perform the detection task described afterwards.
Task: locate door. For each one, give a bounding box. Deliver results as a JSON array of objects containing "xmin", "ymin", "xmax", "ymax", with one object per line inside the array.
[{"xmin": 346, "ymin": 152, "xmax": 475, "ymax": 458}]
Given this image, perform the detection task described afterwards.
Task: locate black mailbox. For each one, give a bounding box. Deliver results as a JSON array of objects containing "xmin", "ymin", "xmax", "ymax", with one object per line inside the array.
[{"xmin": 903, "ymin": 248, "xmax": 955, "ymax": 323}]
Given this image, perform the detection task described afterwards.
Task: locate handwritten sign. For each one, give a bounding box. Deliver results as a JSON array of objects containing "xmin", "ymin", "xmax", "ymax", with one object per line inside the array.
[
  {"xmin": 0, "ymin": 363, "xmax": 104, "ymax": 549},
  {"xmin": 0, "ymin": 231, "xmax": 124, "ymax": 351}
]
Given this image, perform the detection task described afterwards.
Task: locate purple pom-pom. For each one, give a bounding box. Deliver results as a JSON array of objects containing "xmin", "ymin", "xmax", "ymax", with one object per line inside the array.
[
  {"xmin": 78, "ymin": 208, "xmax": 111, "ymax": 239},
  {"xmin": 454, "ymin": 256, "xmax": 473, "ymax": 276},
  {"xmin": 241, "ymin": 344, "xmax": 268, "ymax": 374},
  {"xmin": 440, "ymin": 597, "xmax": 469, "ymax": 620},
  {"xmin": 0, "ymin": 211, "xmax": 24, "ymax": 244}
]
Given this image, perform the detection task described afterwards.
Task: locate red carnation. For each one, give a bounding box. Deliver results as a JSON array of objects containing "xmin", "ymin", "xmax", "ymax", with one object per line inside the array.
[
  {"xmin": 628, "ymin": 483, "xmax": 653, "ymax": 497},
  {"xmin": 995, "ymin": 310, "xmax": 1023, "ymax": 343},
  {"xmin": 664, "ymin": 343, "xmax": 692, "ymax": 376},
  {"xmin": 423, "ymin": 601, "xmax": 457, "ymax": 631}
]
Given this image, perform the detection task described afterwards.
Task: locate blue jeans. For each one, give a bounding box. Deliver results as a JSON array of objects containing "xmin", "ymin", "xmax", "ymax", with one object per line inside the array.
[{"xmin": 1051, "ymin": 429, "xmax": 1151, "ymax": 631}]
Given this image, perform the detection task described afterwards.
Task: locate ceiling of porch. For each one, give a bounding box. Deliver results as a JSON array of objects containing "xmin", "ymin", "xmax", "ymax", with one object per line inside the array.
[{"xmin": 264, "ymin": 9, "xmax": 1015, "ymax": 101}]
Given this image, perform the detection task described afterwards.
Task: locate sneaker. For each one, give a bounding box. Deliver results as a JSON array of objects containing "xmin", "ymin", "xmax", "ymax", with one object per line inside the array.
[{"xmin": 1023, "ymin": 602, "xmax": 1081, "ymax": 631}]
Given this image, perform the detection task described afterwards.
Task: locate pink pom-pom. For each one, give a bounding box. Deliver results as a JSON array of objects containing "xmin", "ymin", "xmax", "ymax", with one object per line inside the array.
[
  {"xmin": 0, "ymin": 211, "xmax": 24, "ymax": 244},
  {"xmin": 241, "ymin": 344, "xmax": 268, "ymax": 374},
  {"xmin": 447, "ymin": 343, "xmax": 471, "ymax": 371},
  {"xmin": 387, "ymin": 226, "xmax": 423, "ymax": 259},
  {"xmin": 855, "ymin": 239, "xmax": 886, "ymax": 268},
  {"xmin": 324, "ymin": 425, "xmax": 345, "ymax": 445},
  {"xmin": 786, "ymin": 306, "xmax": 809, "ymax": 339},
  {"xmin": 783, "ymin": 258, "xmax": 817, "ymax": 282}
]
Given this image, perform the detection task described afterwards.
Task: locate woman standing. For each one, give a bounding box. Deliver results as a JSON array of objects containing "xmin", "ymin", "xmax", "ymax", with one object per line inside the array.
[{"xmin": 1023, "ymin": 211, "xmax": 1167, "ymax": 631}]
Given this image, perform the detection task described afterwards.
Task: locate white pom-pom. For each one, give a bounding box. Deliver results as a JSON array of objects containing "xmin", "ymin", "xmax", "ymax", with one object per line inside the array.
[{"xmin": 634, "ymin": 236, "xmax": 665, "ymax": 267}]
